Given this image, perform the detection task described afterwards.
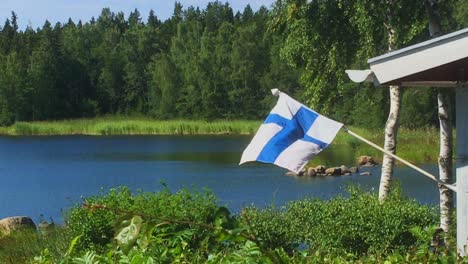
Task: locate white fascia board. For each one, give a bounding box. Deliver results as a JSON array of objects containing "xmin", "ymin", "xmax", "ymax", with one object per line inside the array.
[
  {"xmin": 369, "ymin": 32, "xmax": 468, "ymax": 84},
  {"xmin": 345, "ymin": 70, "xmax": 374, "ymax": 83}
]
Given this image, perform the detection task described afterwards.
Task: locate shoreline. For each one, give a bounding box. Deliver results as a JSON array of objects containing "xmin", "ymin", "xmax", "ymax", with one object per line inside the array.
[{"xmin": 0, "ymin": 118, "xmax": 445, "ymax": 163}]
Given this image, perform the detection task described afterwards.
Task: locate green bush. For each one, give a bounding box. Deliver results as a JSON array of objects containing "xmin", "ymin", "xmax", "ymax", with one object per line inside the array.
[
  {"xmin": 20, "ymin": 185, "xmax": 468, "ymax": 263},
  {"xmin": 65, "ymin": 186, "xmax": 220, "ymax": 253},
  {"xmin": 241, "ymin": 185, "xmax": 438, "ymax": 255}
]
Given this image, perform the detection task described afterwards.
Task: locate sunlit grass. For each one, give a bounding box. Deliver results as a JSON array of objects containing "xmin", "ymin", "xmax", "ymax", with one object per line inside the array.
[
  {"xmin": 333, "ymin": 127, "xmax": 450, "ymax": 164},
  {"xmin": 0, "ymin": 117, "xmax": 261, "ymax": 136},
  {"xmin": 0, "ymin": 228, "xmax": 70, "ymax": 263}
]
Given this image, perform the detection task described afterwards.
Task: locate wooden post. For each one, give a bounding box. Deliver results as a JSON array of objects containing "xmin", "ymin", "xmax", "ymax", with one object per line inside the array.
[{"xmin": 457, "ymin": 84, "xmax": 468, "ymax": 255}]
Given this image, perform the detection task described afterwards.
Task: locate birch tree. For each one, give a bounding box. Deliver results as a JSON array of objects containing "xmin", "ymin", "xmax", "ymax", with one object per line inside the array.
[
  {"xmin": 425, "ymin": 0, "xmax": 454, "ymax": 233},
  {"xmin": 269, "ymin": 0, "xmax": 427, "ymax": 201},
  {"xmin": 379, "ymin": 85, "xmax": 402, "ymax": 201},
  {"xmin": 351, "ymin": 0, "xmax": 427, "ymax": 201},
  {"xmin": 379, "ymin": 4, "xmax": 402, "ymax": 201}
]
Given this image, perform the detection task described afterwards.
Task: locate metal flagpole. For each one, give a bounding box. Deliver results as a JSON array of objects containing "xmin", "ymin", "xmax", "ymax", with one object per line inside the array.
[{"xmin": 342, "ymin": 126, "xmax": 457, "ymax": 193}]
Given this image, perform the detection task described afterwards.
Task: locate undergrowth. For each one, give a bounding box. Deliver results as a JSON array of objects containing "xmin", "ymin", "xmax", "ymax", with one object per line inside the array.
[{"xmin": 0, "ymin": 185, "xmax": 465, "ymax": 263}]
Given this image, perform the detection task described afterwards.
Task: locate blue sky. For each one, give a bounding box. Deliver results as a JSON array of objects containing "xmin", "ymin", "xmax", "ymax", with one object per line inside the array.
[{"xmin": 1, "ymin": 0, "xmax": 276, "ymax": 30}]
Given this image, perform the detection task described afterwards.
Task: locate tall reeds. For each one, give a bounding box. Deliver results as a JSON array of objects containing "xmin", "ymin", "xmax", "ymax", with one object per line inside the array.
[{"xmin": 0, "ymin": 118, "xmax": 261, "ymax": 136}]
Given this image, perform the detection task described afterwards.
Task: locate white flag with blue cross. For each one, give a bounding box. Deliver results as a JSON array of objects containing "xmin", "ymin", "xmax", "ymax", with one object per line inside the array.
[{"xmin": 239, "ymin": 89, "xmax": 343, "ymax": 173}]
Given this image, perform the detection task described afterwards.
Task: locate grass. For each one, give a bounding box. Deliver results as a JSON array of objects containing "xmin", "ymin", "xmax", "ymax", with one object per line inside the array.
[
  {"xmin": 0, "ymin": 228, "xmax": 70, "ymax": 264},
  {"xmin": 337, "ymin": 127, "xmax": 448, "ymax": 164},
  {"xmin": 0, "ymin": 117, "xmax": 449, "ymax": 163},
  {"xmin": 0, "ymin": 117, "xmax": 261, "ymax": 136}
]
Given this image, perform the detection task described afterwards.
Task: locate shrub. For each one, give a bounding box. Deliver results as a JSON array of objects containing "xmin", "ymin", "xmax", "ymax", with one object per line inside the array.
[
  {"xmin": 241, "ymin": 185, "xmax": 438, "ymax": 255},
  {"xmin": 65, "ymin": 186, "xmax": 219, "ymax": 253}
]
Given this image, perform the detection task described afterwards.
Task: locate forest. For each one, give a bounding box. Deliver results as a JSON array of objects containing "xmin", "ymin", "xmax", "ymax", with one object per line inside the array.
[{"xmin": 0, "ymin": 0, "xmax": 466, "ymax": 127}]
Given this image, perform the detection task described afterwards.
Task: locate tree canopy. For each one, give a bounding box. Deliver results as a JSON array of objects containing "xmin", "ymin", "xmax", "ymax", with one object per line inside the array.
[{"xmin": 0, "ymin": 1, "xmax": 465, "ymax": 126}]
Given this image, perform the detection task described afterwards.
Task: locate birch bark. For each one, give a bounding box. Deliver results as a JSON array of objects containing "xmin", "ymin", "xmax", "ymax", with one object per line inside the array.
[
  {"xmin": 438, "ymin": 91, "xmax": 453, "ymax": 232},
  {"xmin": 378, "ymin": 85, "xmax": 401, "ymax": 201},
  {"xmin": 424, "ymin": 0, "xmax": 454, "ymax": 233},
  {"xmin": 378, "ymin": 20, "xmax": 401, "ymax": 201}
]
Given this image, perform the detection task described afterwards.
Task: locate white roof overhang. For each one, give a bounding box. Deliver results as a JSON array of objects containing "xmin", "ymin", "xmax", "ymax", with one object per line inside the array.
[{"xmin": 346, "ymin": 28, "xmax": 468, "ymax": 87}]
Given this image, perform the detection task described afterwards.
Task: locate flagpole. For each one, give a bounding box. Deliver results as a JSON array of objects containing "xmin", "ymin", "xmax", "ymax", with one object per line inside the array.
[{"xmin": 342, "ymin": 126, "xmax": 457, "ymax": 192}]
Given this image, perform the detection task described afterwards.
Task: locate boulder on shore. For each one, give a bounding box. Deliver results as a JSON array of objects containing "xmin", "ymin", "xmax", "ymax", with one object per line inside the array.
[
  {"xmin": 340, "ymin": 165, "xmax": 351, "ymax": 174},
  {"xmin": 357, "ymin": 156, "xmax": 378, "ymax": 166},
  {"xmin": 0, "ymin": 216, "xmax": 36, "ymax": 236},
  {"xmin": 288, "ymin": 164, "xmax": 360, "ymax": 177},
  {"xmin": 315, "ymin": 165, "xmax": 326, "ymax": 174},
  {"xmin": 325, "ymin": 167, "xmax": 342, "ymax": 176}
]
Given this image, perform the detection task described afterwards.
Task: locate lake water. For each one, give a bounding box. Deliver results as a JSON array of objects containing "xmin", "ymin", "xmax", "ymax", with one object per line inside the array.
[{"xmin": 0, "ymin": 135, "xmax": 440, "ymax": 223}]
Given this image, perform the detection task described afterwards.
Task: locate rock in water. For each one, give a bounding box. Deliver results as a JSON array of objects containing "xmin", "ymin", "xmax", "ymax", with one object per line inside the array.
[
  {"xmin": 307, "ymin": 167, "xmax": 316, "ymax": 177},
  {"xmin": 357, "ymin": 156, "xmax": 378, "ymax": 166},
  {"xmin": 315, "ymin": 165, "xmax": 326, "ymax": 174},
  {"xmin": 0, "ymin": 216, "xmax": 36, "ymax": 235},
  {"xmin": 340, "ymin": 165, "xmax": 351, "ymax": 174},
  {"xmin": 325, "ymin": 167, "xmax": 342, "ymax": 176},
  {"xmin": 298, "ymin": 168, "xmax": 307, "ymax": 176}
]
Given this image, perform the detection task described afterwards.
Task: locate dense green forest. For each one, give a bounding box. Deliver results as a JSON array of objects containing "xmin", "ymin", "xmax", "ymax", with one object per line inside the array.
[{"xmin": 0, "ymin": 0, "xmax": 466, "ymax": 127}]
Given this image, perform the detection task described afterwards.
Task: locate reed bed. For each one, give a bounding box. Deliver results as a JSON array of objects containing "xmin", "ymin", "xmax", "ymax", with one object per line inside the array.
[
  {"xmin": 334, "ymin": 127, "xmax": 449, "ymax": 163},
  {"xmin": 0, "ymin": 118, "xmax": 261, "ymax": 136}
]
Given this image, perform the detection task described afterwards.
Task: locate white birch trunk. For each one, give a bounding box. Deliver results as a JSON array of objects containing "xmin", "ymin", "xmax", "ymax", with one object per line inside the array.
[
  {"xmin": 425, "ymin": 0, "xmax": 454, "ymax": 234},
  {"xmin": 378, "ymin": 85, "xmax": 401, "ymax": 201},
  {"xmin": 378, "ymin": 20, "xmax": 401, "ymax": 201},
  {"xmin": 438, "ymin": 91, "xmax": 453, "ymax": 233}
]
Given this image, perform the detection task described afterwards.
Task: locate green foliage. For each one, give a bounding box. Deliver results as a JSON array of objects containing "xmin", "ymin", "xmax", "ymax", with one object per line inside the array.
[
  {"xmin": 269, "ymin": 0, "xmax": 459, "ymax": 128},
  {"xmin": 0, "ymin": 227, "xmax": 70, "ymax": 264},
  {"xmin": 0, "ymin": 52, "xmax": 26, "ymax": 125},
  {"xmin": 0, "ymin": 2, "xmax": 463, "ymax": 127},
  {"xmin": 2, "ymin": 186, "xmax": 468, "ymax": 263},
  {"xmin": 115, "ymin": 215, "xmax": 143, "ymax": 254},
  {"xmin": 0, "ymin": 3, "xmax": 292, "ymax": 123},
  {"xmin": 148, "ymin": 54, "xmax": 179, "ymax": 118},
  {"xmin": 400, "ymin": 88, "xmax": 440, "ymax": 129},
  {"xmin": 333, "ymin": 83, "xmax": 387, "ymax": 129},
  {"xmin": 65, "ymin": 186, "xmax": 219, "ymax": 253},
  {"xmin": 453, "ymin": 0, "xmax": 468, "ymax": 28},
  {"xmin": 241, "ymin": 185, "xmax": 438, "ymax": 255},
  {"xmin": 65, "ymin": 188, "xmax": 130, "ymax": 251},
  {"xmin": 206, "ymin": 240, "xmax": 267, "ymax": 264}
]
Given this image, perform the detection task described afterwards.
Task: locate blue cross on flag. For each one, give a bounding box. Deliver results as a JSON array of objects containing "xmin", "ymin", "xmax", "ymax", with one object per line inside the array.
[{"xmin": 239, "ymin": 89, "xmax": 343, "ymax": 173}]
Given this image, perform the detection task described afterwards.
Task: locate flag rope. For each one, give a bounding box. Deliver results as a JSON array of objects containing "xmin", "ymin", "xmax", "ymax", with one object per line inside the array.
[{"xmin": 342, "ymin": 126, "xmax": 457, "ymax": 192}]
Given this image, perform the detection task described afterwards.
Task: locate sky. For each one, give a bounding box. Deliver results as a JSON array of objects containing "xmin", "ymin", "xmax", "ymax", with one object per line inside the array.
[{"xmin": 1, "ymin": 0, "xmax": 276, "ymax": 30}]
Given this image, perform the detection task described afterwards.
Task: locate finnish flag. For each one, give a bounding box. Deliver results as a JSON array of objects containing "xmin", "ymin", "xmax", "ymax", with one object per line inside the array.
[{"xmin": 240, "ymin": 89, "xmax": 343, "ymax": 173}]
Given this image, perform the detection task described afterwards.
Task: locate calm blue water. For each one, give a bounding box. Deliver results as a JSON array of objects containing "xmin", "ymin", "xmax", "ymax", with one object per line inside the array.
[{"xmin": 0, "ymin": 135, "xmax": 440, "ymax": 223}]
